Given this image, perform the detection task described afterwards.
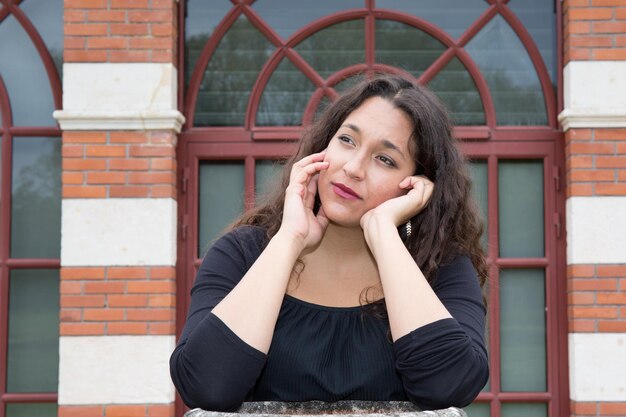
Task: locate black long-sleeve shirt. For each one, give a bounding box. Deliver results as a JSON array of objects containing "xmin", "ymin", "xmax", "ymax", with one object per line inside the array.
[{"xmin": 170, "ymin": 226, "xmax": 489, "ymax": 411}]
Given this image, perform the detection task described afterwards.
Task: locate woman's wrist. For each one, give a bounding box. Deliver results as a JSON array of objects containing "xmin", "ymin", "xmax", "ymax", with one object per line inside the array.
[{"xmin": 362, "ymin": 214, "xmax": 400, "ymax": 253}]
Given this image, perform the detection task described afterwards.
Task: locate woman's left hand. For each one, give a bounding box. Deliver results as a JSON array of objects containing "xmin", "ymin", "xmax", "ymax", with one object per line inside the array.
[{"xmin": 360, "ymin": 175, "xmax": 434, "ymax": 234}]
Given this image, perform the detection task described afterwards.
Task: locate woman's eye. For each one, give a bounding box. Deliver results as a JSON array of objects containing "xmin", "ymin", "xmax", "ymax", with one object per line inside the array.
[
  {"xmin": 377, "ymin": 155, "xmax": 396, "ymax": 167},
  {"xmin": 338, "ymin": 135, "xmax": 354, "ymax": 145}
]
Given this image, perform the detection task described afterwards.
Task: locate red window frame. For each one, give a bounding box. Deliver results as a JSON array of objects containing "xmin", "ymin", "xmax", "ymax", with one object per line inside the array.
[
  {"xmin": 176, "ymin": 1, "xmax": 568, "ymax": 417},
  {"xmin": 0, "ymin": 0, "xmax": 62, "ymax": 415}
]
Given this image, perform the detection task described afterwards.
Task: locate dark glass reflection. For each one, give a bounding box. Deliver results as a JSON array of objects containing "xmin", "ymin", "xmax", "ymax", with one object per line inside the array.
[
  {"xmin": 11, "ymin": 137, "xmax": 61, "ymax": 258},
  {"xmin": 20, "ymin": 0, "xmax": 64, "ymax": 79}
]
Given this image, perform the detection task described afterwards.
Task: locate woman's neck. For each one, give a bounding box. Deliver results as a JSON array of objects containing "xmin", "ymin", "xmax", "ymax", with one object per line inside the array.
[{"xmin": 317, "ymin": 222, "xmax": 371, "ymax": 256}]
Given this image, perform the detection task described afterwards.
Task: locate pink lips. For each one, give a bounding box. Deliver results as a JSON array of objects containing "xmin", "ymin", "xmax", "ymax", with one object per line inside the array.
[{"xmin": 332, "ymin": 182, "xmax": 361, "ymax": 200}]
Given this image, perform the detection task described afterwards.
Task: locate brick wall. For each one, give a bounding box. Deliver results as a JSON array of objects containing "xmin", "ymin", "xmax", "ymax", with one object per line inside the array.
[
  {"xmin": 562, "ymin": 2, "xmax": 626, "ymax": 417},
  {"xmin": 57, "ymin": 1, "xmax": 181, "ymax": 416}
]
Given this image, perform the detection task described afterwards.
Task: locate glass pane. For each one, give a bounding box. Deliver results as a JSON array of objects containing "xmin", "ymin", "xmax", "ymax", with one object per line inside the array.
[
  {"xmin": 20, "ymin": 0, "xmax": 64, "ymax": 78},
  {"xmin": 7, "ymin": 269, "xmax": 59, "ymax": 392},
  {"xmin": 194, "ymin": 16, "xmax": 274, "ymax": 126},
  {"xmin": 6, "ymin": 403, "xmax": 57, "ymax": 417},
  {"xmin": 501, "ymin": 403, "xmax": 547, "ymax": 417},
  {"xmin": 507, "ymin": 0, "xmax": 557, "ymax": 85},
  {"xmin": 375, "ymin": 0, "xmax": 488, "ymax": 39},
  {"xmin": 185, "ymin": 0, "xmax": 234, "ymax": 90},
  {"xmin": 375, "ymin": 20, "xmax": 446, "ymax": 78},
  {"xmin": 257, "ymin": 58, "xmax": 316, "ymax": 126},
  {"xmin": 294, "ymin": 19, "xmax": 365, "ymax": 80},
  {"xmin": 429, "ymin": 57, "xmax": 485, "ymax": 125},
  {"xmin": 498, "ymin": 160, "xmax": 544, "ymax": 258},
  {"xmin": 465, "ymin": 15, "xmax": 546, "ymax": 125},
  {"xmin": 469, "ymin": 160, "xmax": 488, "ymax": 252},
  {"xmin": 255, "ymin": 160, "xmax": 283, "ymax": 199},
  {"xmin": 252, "ymin": 0, "xmax": 364, "ymax": 40},
  {"xmin": 198, "ymin": 162, "xmax": 245, "ymax": 257},
  {"xmin": 500, "ymin": 269, "xmax": 547, "ymax": 392},
  {"xmin": 333, "ymin": 74, "xmax": 366, "ymax": 93},
  {"xmin": 0, "ymin": 14, "xmax": 56, "ymax": 126},
  {"xmin": 11, "ymin": 137, "xmax": 62, "ymax": 258},
  {"xmin": 464, "ymin": 403, "xmax": 490, "ymax": 417}
]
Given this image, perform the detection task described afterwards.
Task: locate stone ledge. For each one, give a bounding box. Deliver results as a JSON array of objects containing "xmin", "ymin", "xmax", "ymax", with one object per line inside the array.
[{"xmin": 185, "ymin": 401, "xmax": 466, "ymax": 417}]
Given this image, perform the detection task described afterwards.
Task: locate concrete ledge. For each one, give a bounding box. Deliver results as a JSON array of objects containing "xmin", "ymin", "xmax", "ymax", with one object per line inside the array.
[{"xmin": 185, "ymin": 401, "xmax": 466, "ymax": 417}]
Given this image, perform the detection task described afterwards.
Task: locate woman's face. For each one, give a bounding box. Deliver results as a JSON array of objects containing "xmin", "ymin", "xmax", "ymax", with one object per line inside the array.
[{"xmin": 318, "ymin": 96, "xmax": 417, "ymax": 227}]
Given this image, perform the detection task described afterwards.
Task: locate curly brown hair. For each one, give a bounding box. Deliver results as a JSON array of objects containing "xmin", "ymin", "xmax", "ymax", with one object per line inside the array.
[{"xmin": 233, "ymin": 74, "xmax": 488, "ymax": 292}]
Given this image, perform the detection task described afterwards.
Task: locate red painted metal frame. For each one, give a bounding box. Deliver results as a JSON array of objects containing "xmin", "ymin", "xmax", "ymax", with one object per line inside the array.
[
  {"xmin": 176, "ymin": 1, "xmax": 567, "ymax": 417},
  {"xmin": 0, "ymin": 1, "xmax": 62, "ymax": 416}
]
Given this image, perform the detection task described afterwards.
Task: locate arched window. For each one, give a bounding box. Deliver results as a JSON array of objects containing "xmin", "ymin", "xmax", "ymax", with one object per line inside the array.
[
  {"xmin": 0, "ymin": 0, "xmax": 63, "ymax": 416},
  {"xmin": 178, "ymin": 2, "xmax": 566, "ymax": 417}
]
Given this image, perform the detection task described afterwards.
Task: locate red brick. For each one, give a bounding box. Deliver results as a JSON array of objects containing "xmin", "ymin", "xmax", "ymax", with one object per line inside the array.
[
  {"xmin": 570, "ymin": 8, "xmax": 613, "ymax": 20},
  {"xmin": 86, "ymin": 145, "xmax": 126, "ymax": 157},
  {"xmin": 598, "ymin": 321, "xmax": 626, "ymax": 332},
  {"xmin": 63, "ymin": 172, "xmax": 84, "ymax": 185},
  {"xmin": 617, "ymin": 35, "xmax": 626, "ymax": 46},
  {"xmin": 568, "ymin": 183, "xmax": 594, "ymax": 196},
  {"xmin": 64, "ymin": 131, "xmax": 106, "ymax": 144},
  {"xmin": 148, "ymin": 322, "xmax": 175, "ymax": 335},
  {"xmin": 151, "ymin": 185, "xmax": 176, "ymax": 198},
  {"xmin": 567, "ymin": 156, "xmax": 594, "ymax": 169},
  {"xmin": 64, "ymin": 50, "xmax": 107, "ymax": 62},
  {"xmin": 570, "ymin": 170, "xmax": 614, "ymax": 182},
  {"xmin": 150, "ymin": 158, "xmax": 175, "ymax": 170},
  {"xmin": 108, "ymin": 267, "xmax": 148, "ymax": 279},
  {"xmin": 592, "ymin": 21, "xmax": 626, "ymax": 33},
  {"xmin": 61, "ymin": 282, "xmax": 83, "ymax": 294},
  {"xmin": 59, "ymin": 406, "xmax": 104, "ymax": 417},
  {"xmin": 110, "ymin": 23, "xmax": 150, "ymax": 36},
  {"xmin": 566, "ymin": 21, "xmax": 591, "ymax": 34},
  {"xmin": 569, "ymin": 292, "xmax": 595, "ymax": 305},
  {"xmin": 597, "ymin": 264, "xmax": 626, "ymax": 278},
  {"xmin": 64, "ymin": 10, "xmax": 86, "ymax": 22},
  {"xmin": 596, "ymin": 156, "xmax": 626, "ymax": 168},
  {"xmin": 87, "ymin": 37, "xmax": 128, "ymax": 50},
  {"xmin": 108, "ymin": 322, "xmax": 148, "ymax": 335},
  {"xmin": 63, "ymin": 185, "xmax": 107, "ymax": 198},
  {"xmin": 569, "ymin": 320, "xmax": 596, "ymax": 332},
  {"xmin": 109, "ymin": 50, "xmax": 151, "ymax": 62},
  {"xmin": 592, "ymin": 0, "xmax": 626, "ymax": 5},
  {"xmin": 599, "ymin": 402, "xmax": 626, "ymax": 415},
  {"xmin": 109, "ymin": 158, "xmax": 150, "ymax": 171},
  {"xmin": 110, "ymin": 0, "xmax": 149, "ymax": 8},
  {"xmin": 128, "ymin": 172, "xmax": 175, "ymax": 184},
  {"xmin": 570, "ymin": 402, "xmax": 597, "ymax": 415},
  {"xmin": 83, "ymin": 308, "xmax": 125, "ymax": 321},
  {"xmin": 618, "ymin": 143, "xmax": 626, "ymax": 154},
  {"xmin": 149, "ymin": 294, "xmax": 175, "ymax": 307},
  {"xmin": 129, "ymin": 145, "xmax": 175, "ymax": 157},
  {"xmin": 570, "ymin": 278, "xmax": 618, "ymax": 291},
  {"xmin": 84, "ymin": 281, "xmax": 126, "ymax": 294},
  {"xmin": 566, "ymin": 129, "xmax": 594, "ymax": 141},
  {"xmin": 65, "ymin": 37, "xmax": 86, "ymax": 49},
  {"xmin": 568, "ymin": 265, "xmax": 595, "ymax": 278},
  {"xmin": 110, "ymin": 132, "xmax": 149, "ymax": 144},
  {"xmin": 152, "ymin": 23, "xmax": 174, "ymax": 37},
  {"xmin": 128, "ymin": 10, "xmax": 172, "ymax": 23},
  {"xmin": 148, "ymin": 404, "xmax": 174, "ymax": 417},
  {"xmin": 126, "ymin": 308, "xmax": 174, "ymax": 321},
  {"xmin": 65, "ymin": 0, "xmax": 108, "ymax": 9},
  {"xmin": 570, "ymin": 142, "xmax": 615, "ymax": 154},
  {"xmin": 109, "ymin": 186, "xmax": 150, "ymax": 198},
  {"xmin": 63, "ymin": 158, "xmax": 108, "ymax": 171},
  {"xmin": 150, "ymin": 267, "xmax": 175, "ymax": 279},
  {"xmin": 127, "ymin": 281, "xmax": 175, "ymax": 294},
  {"xmin": 569, "ymin": 35, "xmax": 614, "ymax": 47},
  {"xmin": 596, "ymin": 183, "xmax": 626, "ymax": 195},
  {"xmin": 148, "ymin": 131, "xmax": 175, "ymax": 144},
  {"xmin": 60, "ymin": 309, "xmax": 82, "ymax": 322},
  {"xmin": 596, "ymin": 129, "xmax": 626, "ymax": 140},
  {"xmin": 87, "ymin": 10, "xmax": 127, "ymax": 22},
  {"xmin": 597, "ymin": 293, "xmax": 626, "ymax": 304},
  {"xmin": 63, "ymin": 145, "xmax": 85, "ymax": 158},
  {"xmin": 619, "ymin": 170, "xmax": 626, "ymax": 181},
  {"xmin": 61, "ymin": 295, "xmax": 106, "ymax": 308},
  {"xmin": 152, "ymin": 0, "xmax": 175, "ymax": 8},
  {"xmin": 87, "ymin": 172, "xmax": 126, "ymax": 184},
  {"xmin": 568, "ymin": 48, "xmax": 593, "ymax": 60},
  {"xmin": 108, "ymin": 295, "xmax": 149, "ymax": 307},
  {"xmin": 65, "ymin": 23, "xmax": 108, "ymax": 36},
  {"xmin": 106, "ymin": 405, "xmax": 146, "ymax": 417},
  {"xmin": 129, "ymin": 37, "xmax": 173, "ymax": 49},
  {"xmin": 593, "ymin": 48, "xmax": 626, "ymax": 60},
  {"xmin": 570, "ymin": 306, "xmax": 619, "ymax": 318},
  {"xmin": 62, "ymin": 267, "xmax": 106, "ymax": 280},
  {"xmin": 61, "ymin": 323, "xmax": 105, "ymax": 336}
]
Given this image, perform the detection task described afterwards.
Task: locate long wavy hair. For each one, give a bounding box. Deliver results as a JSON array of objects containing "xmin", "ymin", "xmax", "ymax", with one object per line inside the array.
[{"xmin": 233, "ymin": 74, "xmax": 488, "ymax": 291}]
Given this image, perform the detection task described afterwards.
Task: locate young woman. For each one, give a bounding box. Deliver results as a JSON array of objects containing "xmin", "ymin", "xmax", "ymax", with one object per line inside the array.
[{"xmin": 170, "ymin": 75, "xmax": 489, "ymax": 411}]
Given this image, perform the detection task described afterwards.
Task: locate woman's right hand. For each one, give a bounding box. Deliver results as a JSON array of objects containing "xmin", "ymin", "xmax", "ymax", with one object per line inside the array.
[{"xmin": 278, "ymin": 152, "xmax": 330, "ymax": 251}]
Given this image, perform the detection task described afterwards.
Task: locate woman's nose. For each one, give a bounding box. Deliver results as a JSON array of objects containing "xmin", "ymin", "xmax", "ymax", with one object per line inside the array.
[{"xmin": 343, "ymin": 156, "xmax": 366, "ymax": 180}]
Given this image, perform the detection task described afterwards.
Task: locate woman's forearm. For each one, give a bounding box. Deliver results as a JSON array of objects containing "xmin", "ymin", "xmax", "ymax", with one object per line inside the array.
[
  {"xmin": 364, "ymin": 216, "xmax": 451, "ymax": 341},
  {"xmin": 211, "ymin": 230, "xmax": 304, "ymax": 353}
]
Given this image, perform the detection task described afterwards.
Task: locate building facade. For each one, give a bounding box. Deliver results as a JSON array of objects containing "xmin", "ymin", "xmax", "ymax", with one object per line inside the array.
[{"xmin": 0, "ymin": 1, "xmax": 625, "ymax": 417}]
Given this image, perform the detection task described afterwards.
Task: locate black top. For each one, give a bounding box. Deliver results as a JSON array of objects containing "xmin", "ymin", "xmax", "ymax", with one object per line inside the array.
[{"xmin": 170, "ymin": 226, "xmax": 488, "ymax": 411}]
